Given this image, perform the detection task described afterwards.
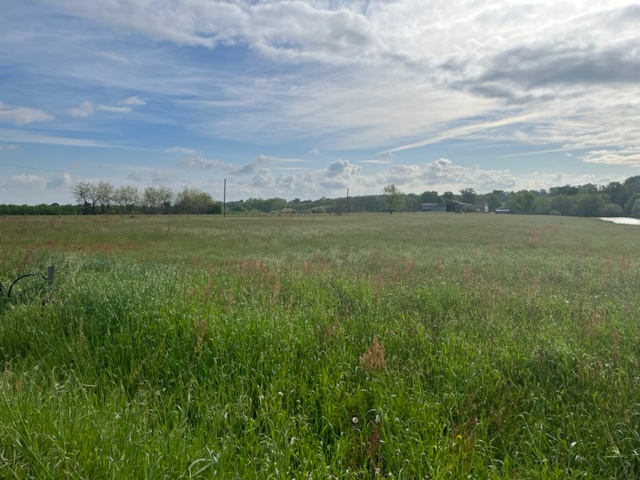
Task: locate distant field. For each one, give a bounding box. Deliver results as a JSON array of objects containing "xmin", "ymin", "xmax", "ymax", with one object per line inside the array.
[{"xmin": 1, "ymin": 213, "xmax": 640, "ymax": 478}]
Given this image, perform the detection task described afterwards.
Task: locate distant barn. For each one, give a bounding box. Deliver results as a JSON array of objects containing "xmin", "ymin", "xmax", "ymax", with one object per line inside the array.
[
  {"xmin": 421, "ymin": 201, "xmax": 465, "ymax": 213},
  {"xmin": 472, "ymin": 203, "xmax": 489, "ymax": 213},
  {"xmin": 421, "ymin": 203, "xmax": 447, "ymax": 212}
]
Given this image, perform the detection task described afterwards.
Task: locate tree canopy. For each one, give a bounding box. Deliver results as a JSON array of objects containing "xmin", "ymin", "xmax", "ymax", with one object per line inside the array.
[{"xmin": 383, "ymin": 184, "xmax": 404, "ymax": 214}]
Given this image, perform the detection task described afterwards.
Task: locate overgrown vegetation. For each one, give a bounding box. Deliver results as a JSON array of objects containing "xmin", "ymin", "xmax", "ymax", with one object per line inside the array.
[{"xmin": 1, "ymin": 214, "xmax": 640, "ymax": 477}]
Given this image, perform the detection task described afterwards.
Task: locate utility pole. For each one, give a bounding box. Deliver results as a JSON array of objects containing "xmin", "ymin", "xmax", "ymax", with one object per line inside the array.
[
  {"xmin": 223, "ymin": 178, "xmax": 226, "ymax": 217},
  {"xmin": 346, "ymin": 188, "xmax": 349, "ymax": 215}
]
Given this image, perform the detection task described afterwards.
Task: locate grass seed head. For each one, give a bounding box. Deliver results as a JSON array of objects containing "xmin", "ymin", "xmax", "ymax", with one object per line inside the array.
[{"xmin": 360, "ymin": 337, "xmax": 386, "ymax": 373}]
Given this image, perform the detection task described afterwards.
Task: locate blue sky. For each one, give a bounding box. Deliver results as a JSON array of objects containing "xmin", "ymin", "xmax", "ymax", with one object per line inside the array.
[{"xmin": 1, "ymin": 0, "xmax": 639, "ymax": 204}]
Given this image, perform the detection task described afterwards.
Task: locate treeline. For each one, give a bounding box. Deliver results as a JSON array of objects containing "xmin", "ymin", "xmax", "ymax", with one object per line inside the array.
[
  {"xmin": 0, "ymin": 203, "xmax": 78, "ymax": 216},
  {"xmin": 3, "ymin": 176, "xmax": 640, "ymax": 217},
  {"xmin": 69, "ymin": 182, "xmax": 221, "ymax": 215},
  {"xmin": 0, "ymin": 182, "xmax": 219, "ymax": 215},
  {"xmin": 227, "ymin": 175, "xmax": 640, "ymax": 217}
]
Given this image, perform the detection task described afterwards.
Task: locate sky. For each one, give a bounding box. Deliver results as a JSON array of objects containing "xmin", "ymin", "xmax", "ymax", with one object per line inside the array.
[{"xmin": 1, "ymin": 0, "xmax": 640, "ymax": 205}]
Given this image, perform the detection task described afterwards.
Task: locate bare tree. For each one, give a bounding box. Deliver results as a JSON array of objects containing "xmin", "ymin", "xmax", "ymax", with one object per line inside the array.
[
  {"xmin": 143, "ymin": 186, "xmax": 173, "ymax": 213},
  {"xmin": 95, "ymin": 181, "xmax": 114, "ymax": 213},
  {"xmin": 143, "ymin": 186, "xmax": 162, "ymax": 212},
  {"xmin": 113, "ymin": 185, "xmax": 140, "ymax": 213},
  {"xmin": 71, "ymin": 181, "xmax": 98, "ymax": 214},
  {"xmin": 157, "ymin": 186, "xmax": 174, "ymax": 213}
]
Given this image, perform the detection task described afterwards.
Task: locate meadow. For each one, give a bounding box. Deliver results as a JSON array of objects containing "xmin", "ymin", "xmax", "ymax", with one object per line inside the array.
[{"xmin": 1, "ymin": 213, "xmax": 640, "ymax": 478}]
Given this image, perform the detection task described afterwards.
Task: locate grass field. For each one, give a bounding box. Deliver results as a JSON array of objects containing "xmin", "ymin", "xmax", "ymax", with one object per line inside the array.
[{"xmin": 1, "ymin": 213, "xmax": 640, "ymax": 478}]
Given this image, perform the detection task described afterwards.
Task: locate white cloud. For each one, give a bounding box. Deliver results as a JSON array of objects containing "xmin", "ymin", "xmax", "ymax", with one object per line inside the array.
[
  {"xmin": 5, "ymin": 174, "xmax": 46, "ymax": 189},
  {"xmin": 46, "ymin": 172, "xmax": 73, "ymax": 190},
  {"xmin": 236, "ymin": 155, "xmax": 277, "ymax": 176},
  {"xmin": 582, "ymin": 147, "xmax": 640, "ymax": 166},
  {"xmin": 177, "ymin": 154, "xmax": 234, "ymax": 171},
  {"xmin": 0, "ymin": 144, "xmax": 18, "ymax": 151},
  {"xmin": 326, "ymin": 159, "xmax": 361, "ymax": 178},
  {"xmin": 379, "ymin": 112, "xmax": 546, "ymax": 155},
  {"xmin": 359, "ymin": 159, "xmax": 392, "ymax": 165},
  {"xmin": 97, "ymin": 104, "xmax": 132, "ymax": 113},
  {"xmin": 0, "ymin": 128, "xmax": 107, "ymax": 147},
  {"xmin": 252, "ymin": 168, "xmax": 276, "ymax": 189},
  {"xmin": 70, "ymin": 97, "xmax": 143, "ymax": 118},
  {"xmin": 69, "ymin": 100, "xmax": 95, "ymax": 117},
  {"xmin": 235, "ymin": 154, "xmax": 304, "ymax": 175},
  {"xmin": 244, "ymin": 158, "xmax": 524, "ymax": 198},
  {"xmin": 249, "ymin": 159, "xmax": 362, "ymax": 195},
  {"xmin": 0, "ymin": 173, "xmax": 74, "ymax": 204},
  {"xmin": 151, "ymin": 170, "xmax": 176, "ymax": 182},
  {"xmin": 14, "ymin": 0, "xmax": 637, "ymax": 160},
  {"xmin": 101, "ymin": 51, "xmax": 132, "ymax": 64},
  {"xmin": 122, "ymin": 96, "xmax": 146, "ymax": 106},
  {"xmin": 4, "ymin": 0, "xmax": 640, "ymax": 207},
  {"xmin": 176, "ymin": 153, "xmax": 304, "ymax": 175},
  {"xmin": 0, "ymin": 102, "xmax": 54, "ymax": 125},
  {"xmin": 43, "ymin": 1, "xmax": 637, "ymax": 70},
  {"xmin": 127, "ymin": 170, "xmax": 147, "ymax": 182},
  {"xmin": 166, "ymin": 146, "xmax": 199, "ymax": 155}
]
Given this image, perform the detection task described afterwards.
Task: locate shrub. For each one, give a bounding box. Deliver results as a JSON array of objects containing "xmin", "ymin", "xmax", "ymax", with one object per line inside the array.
[{"xmin": 601, "ymin": 203, "xmax": 624, "ymax": 217}]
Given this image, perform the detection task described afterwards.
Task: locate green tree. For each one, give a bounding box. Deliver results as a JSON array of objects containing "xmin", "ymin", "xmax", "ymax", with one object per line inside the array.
[
  {"xmin": 419, "ymin": 191, "xmax": 442, "ymax": 204},
  {"xmin": 244, "ymin": 197, "xmax": 267, "ymax": 212},
  {"xmin": 357, "ymin": 195, "xmax": 385, "ymax": 212},
  {"xmin": 532, "ymin": 196, "xmax": 551, "ymax": 215},
  {"xmin": 491, "ymin": 190, "xmax": 509, "ymax": 201},
  {"xmin": 442, "ymin": 191, "xmax": 455, "ymax": 203},
  {"xmin": 602, "ymin": 203, "xmax": 623, "ymax": 216},
  {"xmin": 601, "ymin": 181, "xmax": 628, "ymax": 207},
  {"xmin": 383, "ymin": 184, "xmax": 404, "ymax": 214},
  {"xmin": 460, "ymin": 188, "xmax": 477, "ymax": 204},
  {"xmin": 265, "ymin": 197, "xmax": 288, "ymax": 212},
  {"xmin": 578, "ymin": 183, "xmax": 598, "ymax": 194},
  {"xmin": 404, "ymin": 193, "xmax": 420, "ymax": 212},
  {"xmin": 550, "ymin": 185, "xmax": 579, "ymax": 196},
  {"xmin": 624, "ymin": 193, "xmax": 640, "ymax": 216},
  {"xmin": 507, "ymin": 190, "xmax": 535, "ymax": 213},
  {"xmin": 486, "ymin": 194, "xmax": 502, "ymax": 212},
  {"xmin": 624, "ymin": 176, "xmax": 640, "ymax": 195},
  {"xmin": 550, "ymin": 194, "xmax": 573, "ymax": 215},
  {"xmin": 572, "ymin": 193, "xmax": 604, "ymax": 217},
  {"xmin": 175, "ymin": 187, "xmax": 216, "ymax": 214}
]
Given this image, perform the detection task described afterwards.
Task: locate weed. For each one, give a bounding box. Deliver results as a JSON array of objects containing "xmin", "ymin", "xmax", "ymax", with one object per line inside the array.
[{"xmin": 360, "ymin": 337, "xmax": 386, "ymax": 373}]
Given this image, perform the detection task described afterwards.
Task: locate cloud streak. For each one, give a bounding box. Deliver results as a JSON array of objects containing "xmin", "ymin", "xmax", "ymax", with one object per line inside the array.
[
  {"xmin": 0, "ymin": 101, "xmax": 54, "ymax": 125},
  {"xmin": 0, "ymin": 128, "xmax": 108, "ymax": 148}
]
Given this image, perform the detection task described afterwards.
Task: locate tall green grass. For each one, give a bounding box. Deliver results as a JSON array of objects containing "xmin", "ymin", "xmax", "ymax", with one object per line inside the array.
[{"xmin": 1, "ymin": 214, "xmax": 640, "ymax": 478}]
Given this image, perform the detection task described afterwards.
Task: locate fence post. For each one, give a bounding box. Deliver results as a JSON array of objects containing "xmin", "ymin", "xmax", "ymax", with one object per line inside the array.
[{"xmin": 47, "ymin": 266, "xmax": 55, "ymax": 286}]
